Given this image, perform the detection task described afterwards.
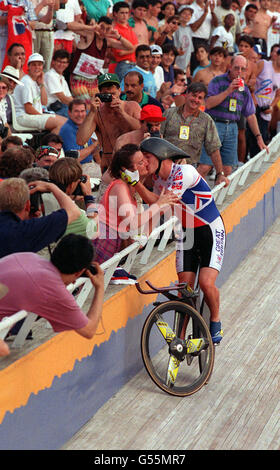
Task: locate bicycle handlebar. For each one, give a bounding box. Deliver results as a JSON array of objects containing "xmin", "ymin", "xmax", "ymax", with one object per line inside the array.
[{"xmin": 135, "ymin": 280, "xmax": 196, "ymax": 296}]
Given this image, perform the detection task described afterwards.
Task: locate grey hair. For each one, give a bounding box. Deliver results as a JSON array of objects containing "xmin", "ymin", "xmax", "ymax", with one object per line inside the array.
[{"xmin": 19, "ymin": 166, "xmax": 49, "ymax": 184}]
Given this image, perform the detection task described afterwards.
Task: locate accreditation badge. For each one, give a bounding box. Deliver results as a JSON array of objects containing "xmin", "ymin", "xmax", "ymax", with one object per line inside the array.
[
  {"xmin": 179, "ymin": 125, "xmax": 190, "ymax": 140},
  {"xmin": 229, "ymin": 98, "xmax": 237, "ymax": 112}
]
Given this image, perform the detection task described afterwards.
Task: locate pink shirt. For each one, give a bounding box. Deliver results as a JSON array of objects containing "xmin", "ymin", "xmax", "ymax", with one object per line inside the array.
[{"xmin": 0, "ymin": 253, "xmax": 88, "ymax": 332}]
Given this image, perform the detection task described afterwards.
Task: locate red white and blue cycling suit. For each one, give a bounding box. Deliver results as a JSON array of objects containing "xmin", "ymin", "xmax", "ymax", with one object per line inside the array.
[{"xmin": 153, "ymin": 163, "xmax": 226, "ymax": 273}]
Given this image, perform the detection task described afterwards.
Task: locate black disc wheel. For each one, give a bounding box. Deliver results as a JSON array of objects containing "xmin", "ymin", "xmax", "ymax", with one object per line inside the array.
[{"xmin": 141, "ymin": 300, "xmax": 215, "ymax": 397}]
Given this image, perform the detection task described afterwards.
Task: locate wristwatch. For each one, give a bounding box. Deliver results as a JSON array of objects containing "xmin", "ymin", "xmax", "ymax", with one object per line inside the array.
[{"xmin": 215, "ymin": 171, "xmax": 225, "ymax": 179}]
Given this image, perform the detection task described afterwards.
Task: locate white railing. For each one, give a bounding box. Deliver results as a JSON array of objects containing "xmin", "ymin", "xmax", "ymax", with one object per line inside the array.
[
  {"xmin": 1, "ymin": 134, "xmax": 280, "ymax": 350},
  {"xmin": 212, "ymin": 133, "xmax": 280, "ymax": 205}
]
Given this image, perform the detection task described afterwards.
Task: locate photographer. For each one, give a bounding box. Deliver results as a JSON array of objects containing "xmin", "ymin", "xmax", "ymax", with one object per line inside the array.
[
  {"xmin": 0, "ymin": 233, "xmax": 104, "ymax": 339},
  {"xmin": 0, "ymin": 176, "xmax": 80, "ymax": 258},
  {"xmin": 47, "ymin": 157, "xmax": 99, "ymax": 239},
  {"xmin": 76, "ymin": 73, "xmax": 141, "ymax": 173}
]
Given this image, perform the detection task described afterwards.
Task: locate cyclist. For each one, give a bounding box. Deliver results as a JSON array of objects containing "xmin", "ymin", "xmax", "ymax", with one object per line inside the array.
[{"xmin": 123, "ymin": 137, "xmax": 225, "ymax": 344}]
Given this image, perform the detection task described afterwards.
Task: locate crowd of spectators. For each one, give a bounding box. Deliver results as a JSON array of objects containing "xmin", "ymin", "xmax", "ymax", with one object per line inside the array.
[{"xmin": 0, "ymin": 0, "xmax": 280, "ymax": 354}]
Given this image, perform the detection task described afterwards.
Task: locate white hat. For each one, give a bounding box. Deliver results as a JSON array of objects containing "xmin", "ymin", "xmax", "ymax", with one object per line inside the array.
[
  {"xmin": 27, "ymin": 53, "xmax": 45, "ymax": 64},
  {"xmin": 178, "ymin": 5, "xmax": 194, "ymax": 13},
  {"xmin": 0, "ymin": 66, "xmax": 24, "ymax": 86},
  {"xmin": 150, "ymin": 44, "xmax": 163, "ymax": 55}
]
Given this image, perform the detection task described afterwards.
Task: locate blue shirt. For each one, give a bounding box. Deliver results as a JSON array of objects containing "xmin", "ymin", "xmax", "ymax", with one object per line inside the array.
[
  {"xmin": 59, "ymin": 118, "xmax": 93, "ymax": 164},
  {"xmin": 163, "ymin": 66, "xmax": 175, "ymax": 87},
  {"xmin": 0, "ymin": 210, "xmax": 68, "ymax": 258}
]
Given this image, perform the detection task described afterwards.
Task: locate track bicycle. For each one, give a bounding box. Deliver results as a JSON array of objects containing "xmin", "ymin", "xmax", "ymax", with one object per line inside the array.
[{"xmin": 136, "ymin": 280, "xmax": 215, "ymax": 397}]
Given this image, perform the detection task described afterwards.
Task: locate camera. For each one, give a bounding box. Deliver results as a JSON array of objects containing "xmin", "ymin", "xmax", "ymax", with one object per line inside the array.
[
  {"xmin": 150, "ymin": 130, "xmax": 161, "ymax": 137},
  {"xmin": 147, "ymin": 122, "xmax": 161, "ymax": 137},
  {"xmin": 73, "ymin": 175, "xmax": 88, "ymax": 196},
  {"xmin": 0, "ymin": 119, "xmax": 8, "ymax": 139},
  {"xmin": 29, "ymin": 191, "xmax": 43, "ymax": 215},
  {"xmin": 82, "ymin": 265, "xmax": 97, "ymax": 277},
  {"xmin": 65, "ymin": 150, "xmax": 80, "ymax": 159},
  {"xmin": 96, "ymin": 93, "xmax": 112, "ymax": 103},
  {"xmin": 29, "ymin": 177, "xmax": 50, "ymax": 215}
]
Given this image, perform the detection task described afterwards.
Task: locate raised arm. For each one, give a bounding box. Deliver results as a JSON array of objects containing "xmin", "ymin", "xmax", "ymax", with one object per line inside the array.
[{"xmin": 76, "ymin": 97, "xmax": 100, "ymax": 145}]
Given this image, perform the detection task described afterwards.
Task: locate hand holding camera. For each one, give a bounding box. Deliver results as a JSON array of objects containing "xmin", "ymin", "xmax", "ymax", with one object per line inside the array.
[
  {"xmin": 95, "ymin": 93, "xmax": 112, "ymax": 103},
  {"xmin": 90, "ymin": 95, "xmax": 102, "ymax": 113},
  {"xmin": 85, "ymin": 262, "xmax": 104, "ymax": 289}
]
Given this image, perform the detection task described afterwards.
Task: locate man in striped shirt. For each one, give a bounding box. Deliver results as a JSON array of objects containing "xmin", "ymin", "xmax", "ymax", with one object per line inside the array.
[{"xmin": 200, "ymin": 54, "xmax": 268, "ymax": 176}]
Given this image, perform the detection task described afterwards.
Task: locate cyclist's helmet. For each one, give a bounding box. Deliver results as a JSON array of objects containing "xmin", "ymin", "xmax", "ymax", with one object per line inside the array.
[{"xmin": 140, "ymin": 137, "xmax": 190, "ymax": 173}]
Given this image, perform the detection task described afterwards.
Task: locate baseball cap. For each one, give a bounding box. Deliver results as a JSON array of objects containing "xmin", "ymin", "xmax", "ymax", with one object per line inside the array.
[
  {"xmin": 150, "ymin": 44, "xmax": 162, "ymax": 55},
  {"xmin": 140, "ymin": 105, "xmax": 166, "ymax": 122},
  {"xmin": 27, "ymin": 53, "xmax": 45, "ymax": 64},
  {"xmin": 98, "ymin": 73, "xmax": 120, "ymax": 88}
]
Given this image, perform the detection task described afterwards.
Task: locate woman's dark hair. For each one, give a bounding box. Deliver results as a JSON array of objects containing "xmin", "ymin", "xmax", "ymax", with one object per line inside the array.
[
  {"xmin": 159, "ymin": 1, "xmax": 177, "ymax": 19},
  {"xmin": 51, "ymin": 234, "xmax": 95, "ymax": 274},
  {"xmin": 109, "ymin": 144, "xmax": 140, "ymax": 179}
]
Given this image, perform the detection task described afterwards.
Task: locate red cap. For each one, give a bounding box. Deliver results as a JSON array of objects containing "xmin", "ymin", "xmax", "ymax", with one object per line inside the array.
[{"xmin": 140, "ymin": 105, "xmax": 166, "ymax": 122}]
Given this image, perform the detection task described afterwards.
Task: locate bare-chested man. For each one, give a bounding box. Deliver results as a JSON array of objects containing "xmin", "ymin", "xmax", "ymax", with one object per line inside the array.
[
  {"xmin": 76, "ymin": 73, "xmax": 141, "ymax": 173},
  {"xmin": 251, "ymin": 0, "xmax": 277, "ymax": 55},
  {"xmin": 193, "ymin": 46, "xmax": 227, "ymax": 85}
]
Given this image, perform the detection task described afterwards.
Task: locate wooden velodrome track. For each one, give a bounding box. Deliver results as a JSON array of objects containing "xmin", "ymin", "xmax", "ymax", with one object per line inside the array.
[{"xmin": 62, "ymin": 216, "xmax": 280, "ymax": 451}]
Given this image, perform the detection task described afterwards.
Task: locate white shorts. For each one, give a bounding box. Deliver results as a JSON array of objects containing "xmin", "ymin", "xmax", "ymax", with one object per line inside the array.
[{"xmin": 17, "ymin": 113, "xmax": 53, "ymax": 131}]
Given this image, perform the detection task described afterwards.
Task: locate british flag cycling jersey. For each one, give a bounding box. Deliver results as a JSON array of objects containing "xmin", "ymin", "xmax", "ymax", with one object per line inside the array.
[
  {"xmin": 153, "ymin": 163, "xmax": 225, "ymax": 272},
  {"xmin": 153, "ymin": 163, "xmax": 220, "ymax": 227}
]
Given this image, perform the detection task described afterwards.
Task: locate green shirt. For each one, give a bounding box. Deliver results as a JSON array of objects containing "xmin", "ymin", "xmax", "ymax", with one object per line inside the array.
[{"xmin": 161, "ymin": 105, "xmax": 221, "ymax": 164}]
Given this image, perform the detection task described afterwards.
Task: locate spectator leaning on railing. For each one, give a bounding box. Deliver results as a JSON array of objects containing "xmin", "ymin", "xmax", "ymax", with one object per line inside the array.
[
  {"xmin": 0, "ymin": 233, "xmax": 104, "ymax": 340},
  {"xmin": 0, "ymin": 176, "xmax": 80, "ymax": 258}
]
